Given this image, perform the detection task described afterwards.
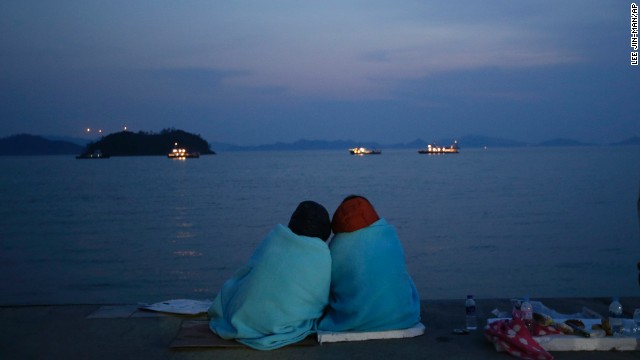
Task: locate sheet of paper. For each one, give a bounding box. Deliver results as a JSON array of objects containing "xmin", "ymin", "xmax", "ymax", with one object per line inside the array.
[{"xmin": 139, "ymin": 299, "xmax": 213, "ymax": 315}]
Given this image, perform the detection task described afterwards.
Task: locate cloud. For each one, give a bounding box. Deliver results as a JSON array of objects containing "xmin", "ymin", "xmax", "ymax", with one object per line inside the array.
[
  {"xmin": 151, "ymin": 3, "xmax": 588, "ymax": 101},
  {"xmin": 0, "ymin": 1, "xmax": 596, "ymax": 102},
  {"xmin": 0, "ymin": 0, "xmax": 635, "ymax": 144}
]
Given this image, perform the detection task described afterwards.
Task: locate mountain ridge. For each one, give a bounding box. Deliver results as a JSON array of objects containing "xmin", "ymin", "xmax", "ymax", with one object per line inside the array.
[
  {"xmin": 0, "ymin": 134, "xmax": 84, "ymax": 155},
  {"xmin": 1, "ymin": 133, "xmax": 639, "ymax": 155},
  {"xmin": 211, "ymin": 135, "xmax": 640, "ymax": 152}
]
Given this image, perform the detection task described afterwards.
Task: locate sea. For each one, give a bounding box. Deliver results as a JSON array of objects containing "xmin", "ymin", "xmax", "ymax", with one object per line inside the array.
[{"xmin": 1, "ymin": 146, "xmax": 640, "ymax": 306}]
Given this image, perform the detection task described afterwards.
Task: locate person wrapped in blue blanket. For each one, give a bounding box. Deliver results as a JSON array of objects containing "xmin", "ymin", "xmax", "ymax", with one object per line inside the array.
[
  {"xmin": 318, "ymin": 195, "xmax": 421, "ymax": 332},
  {"xmin": 208, "ymin": 200, "xmax": 332, "ymax": 350}
]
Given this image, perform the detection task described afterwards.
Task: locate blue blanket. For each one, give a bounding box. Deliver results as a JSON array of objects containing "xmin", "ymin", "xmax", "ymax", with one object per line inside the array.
[
  {"xmin": 318, "ymin": 219, "xmax": 421, "ymax": 332},
  {"xmin": 208, "ymin": 224, "xmax": 331, "ymax": 350}
]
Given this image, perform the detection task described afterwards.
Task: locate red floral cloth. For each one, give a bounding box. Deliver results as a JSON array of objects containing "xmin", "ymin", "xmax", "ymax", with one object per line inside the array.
[{"xmin": 484, "ymin": 318, "xmax": 561, "ymax": 360}]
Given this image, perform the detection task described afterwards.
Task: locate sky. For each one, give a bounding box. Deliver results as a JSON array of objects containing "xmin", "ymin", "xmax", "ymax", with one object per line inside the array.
[{"xmin": 1, "ymin": 1, "xmax": 639, "ymax": 146}]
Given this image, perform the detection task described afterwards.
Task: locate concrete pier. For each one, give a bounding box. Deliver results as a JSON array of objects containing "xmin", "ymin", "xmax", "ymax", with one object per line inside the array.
[{"xmin": 1, "ymin": 297, "xmax": 639, "ymax": 359}]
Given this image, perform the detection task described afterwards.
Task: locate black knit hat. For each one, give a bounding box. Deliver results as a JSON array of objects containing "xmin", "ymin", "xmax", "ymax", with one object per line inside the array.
[{"xmin": 288, "ymin": 200, "xmax": 331, "ymax": 241}]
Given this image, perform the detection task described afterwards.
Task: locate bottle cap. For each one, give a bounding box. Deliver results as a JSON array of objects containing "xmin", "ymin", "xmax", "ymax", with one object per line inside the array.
[{"xmin": 467, "ymin": 294, "xmax": 473, "ymax": 299}]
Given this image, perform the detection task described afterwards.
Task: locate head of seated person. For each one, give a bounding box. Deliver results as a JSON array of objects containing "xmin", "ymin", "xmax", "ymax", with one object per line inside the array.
[
  {"xmin": 331, "ymin": 195, "xmax": 380, "ymax": 234},
  {"xmin": 288, "ymin": 200, "xmax": 331, "ymax": 241}
]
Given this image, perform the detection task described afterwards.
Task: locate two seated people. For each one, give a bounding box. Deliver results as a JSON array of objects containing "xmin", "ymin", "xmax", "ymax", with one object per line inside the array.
[{"xmin": 208, "ymin": 195, "xmax": 422, "ymax": 350}]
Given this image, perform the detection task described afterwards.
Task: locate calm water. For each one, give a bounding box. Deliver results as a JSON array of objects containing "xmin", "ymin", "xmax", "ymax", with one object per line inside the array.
[{"xmin": 1, "ymin": 146, "xmax": 639, "ymax": 305}]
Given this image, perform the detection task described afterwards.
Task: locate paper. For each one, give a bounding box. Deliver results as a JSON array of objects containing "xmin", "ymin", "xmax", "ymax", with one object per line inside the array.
[{"xmin": 139, "ymin": 299, "xmax": 213, "ymax": 315}]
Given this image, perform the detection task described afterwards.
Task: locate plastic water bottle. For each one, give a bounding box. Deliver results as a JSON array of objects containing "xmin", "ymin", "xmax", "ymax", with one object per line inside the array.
[
  {"xmin": 608, "ymin": 297, "xmax": 623, "ymax": 336},
  {"xmin": 465, "ymin": 295, "xmax": 478, "ymax": 331},
  {"xmin": 631, "ymin": 309, "xmax": 640, "ymax": 334},
  {"xmin": 633, "ymin": 308, "xmax": 640, "ymax": 334},
  {"xmin": 521, "ymin": 297, "xmax": 534, "ymax": 332},
  {"xmin": 511, "ymin": 299, "xmax": 523, "ymax": 320}
]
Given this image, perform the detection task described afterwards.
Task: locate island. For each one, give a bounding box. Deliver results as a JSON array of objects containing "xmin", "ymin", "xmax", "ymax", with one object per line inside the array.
[{"xmin": 77, "ymin": 129, "xmax": 216, "ymax": 158}]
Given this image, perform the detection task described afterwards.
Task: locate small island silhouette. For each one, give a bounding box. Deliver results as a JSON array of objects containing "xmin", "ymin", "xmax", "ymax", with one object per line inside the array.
[{"xmin": 78, "ymin": 128, "xmax": 216, "ymax": 157}]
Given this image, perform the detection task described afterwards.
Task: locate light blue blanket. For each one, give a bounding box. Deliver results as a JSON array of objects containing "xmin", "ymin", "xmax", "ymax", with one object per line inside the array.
[
  {"xmin": 208, "ymin": 224, "xmax": 331, "ymax": 350},
  {"xmin": 318, "ymin": 219, "xmax": 421, "ymax": 332}
]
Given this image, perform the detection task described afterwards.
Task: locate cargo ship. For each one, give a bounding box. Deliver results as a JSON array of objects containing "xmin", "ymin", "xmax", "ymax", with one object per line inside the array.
[
  {"xmin": 418, "ymin": 141, "xmax": 459, "ymax": 154},
  {"xmin": 168, "ymin": 143, "xmax": 200, "ymax": 159},
  {"xmin": 349, "ymin": 147, "xmax": 381, "ymax": 155}
]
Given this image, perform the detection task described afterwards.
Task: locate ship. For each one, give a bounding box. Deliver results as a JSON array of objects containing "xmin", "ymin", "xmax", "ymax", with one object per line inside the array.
[
  {"xmin": 349, "ymin": 147, "xmax": 381, "ymax": 155},
  {"xmin": 76, "ymin": 150, "xmax": 110, "ymax": 159},
  {"xmin": 418, "ymin": 141, "xmax": 459, "ymax": 154},
  {"xmin": 168, "ymin": 143, "xmax": 200, "ymax": 159}
]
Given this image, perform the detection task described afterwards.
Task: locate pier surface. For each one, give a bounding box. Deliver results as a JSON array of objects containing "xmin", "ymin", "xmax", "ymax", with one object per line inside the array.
[{"xmin": 1, "ymin": 297, "xmax": 639, "ymax": 359}]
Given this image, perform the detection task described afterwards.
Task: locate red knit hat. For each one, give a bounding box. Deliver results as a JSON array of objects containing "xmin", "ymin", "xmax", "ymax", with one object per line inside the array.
[{"xmin": 331, "ymin": 196, "xmax": 380, "ymax": 234}]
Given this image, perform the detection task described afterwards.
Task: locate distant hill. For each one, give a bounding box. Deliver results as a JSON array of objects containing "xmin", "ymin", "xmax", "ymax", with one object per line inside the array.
[
  {"xmin": 610, "ymin": 136, "xmax": 640, "ymax": 146},
  {"xmin": 255, "ymin": 139, "xmax": 381, "ymax": 151},
  {"xmin": 212, "ymin": 139, "xmax": 375, "ymax": 152},
  {"xmin": 535, "ymin": 138, "xmax": 594, "ymax": 147},
  {"xmin": 4, "ymin": 132, "xmax": 638, "ymax": 155},
  {"xmin": 456, "ymin": 135, "xmax": 529, "ymax": 148},
  {"xmin": 215, "ymin": 134, "xmax": 640, "ymax": 151},
  {"xmin": 212, "ymin": 135, "xmax": 529, "ymax": 152},
  {"xmin": 45, "ymin": 136, "xmax": 90, "ymax": 146},
  {"xmin": 80, "ymin": 129, "xmax": 215, "ymax": 157},
  {"xmin": 0, "ymin": 134, "xmax": 84, "ymax": 155}
]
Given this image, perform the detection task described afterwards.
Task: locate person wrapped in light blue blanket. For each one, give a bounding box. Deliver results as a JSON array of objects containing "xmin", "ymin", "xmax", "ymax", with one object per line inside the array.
[
  {"xmin": 208, "ymin": 201, "xmax": 332, "ymax": 350},
  {"xmin": 319, "ymin": 195, "xmax": 421, "ymax": 332}
]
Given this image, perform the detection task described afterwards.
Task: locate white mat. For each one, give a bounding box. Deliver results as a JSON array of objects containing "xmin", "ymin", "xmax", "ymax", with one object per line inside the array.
[{"xmin": 317, "ymin": 323, "xmax": 425, "ymax": 344}]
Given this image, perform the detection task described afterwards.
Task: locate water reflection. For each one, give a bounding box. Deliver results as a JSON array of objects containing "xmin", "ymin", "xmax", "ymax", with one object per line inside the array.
[
  {"xmin": 175, "ymin": 231, "xmax": 195, "ymax": 239},
  {"xmin": 173, "ymin": 250, "xmax": 202, "ymax": 257}
]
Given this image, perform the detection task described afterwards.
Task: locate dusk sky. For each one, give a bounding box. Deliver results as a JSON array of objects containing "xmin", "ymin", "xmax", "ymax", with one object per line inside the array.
[{"xmin": 1, "ymin": 1, "xmax": 638, "ymax": 145}]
